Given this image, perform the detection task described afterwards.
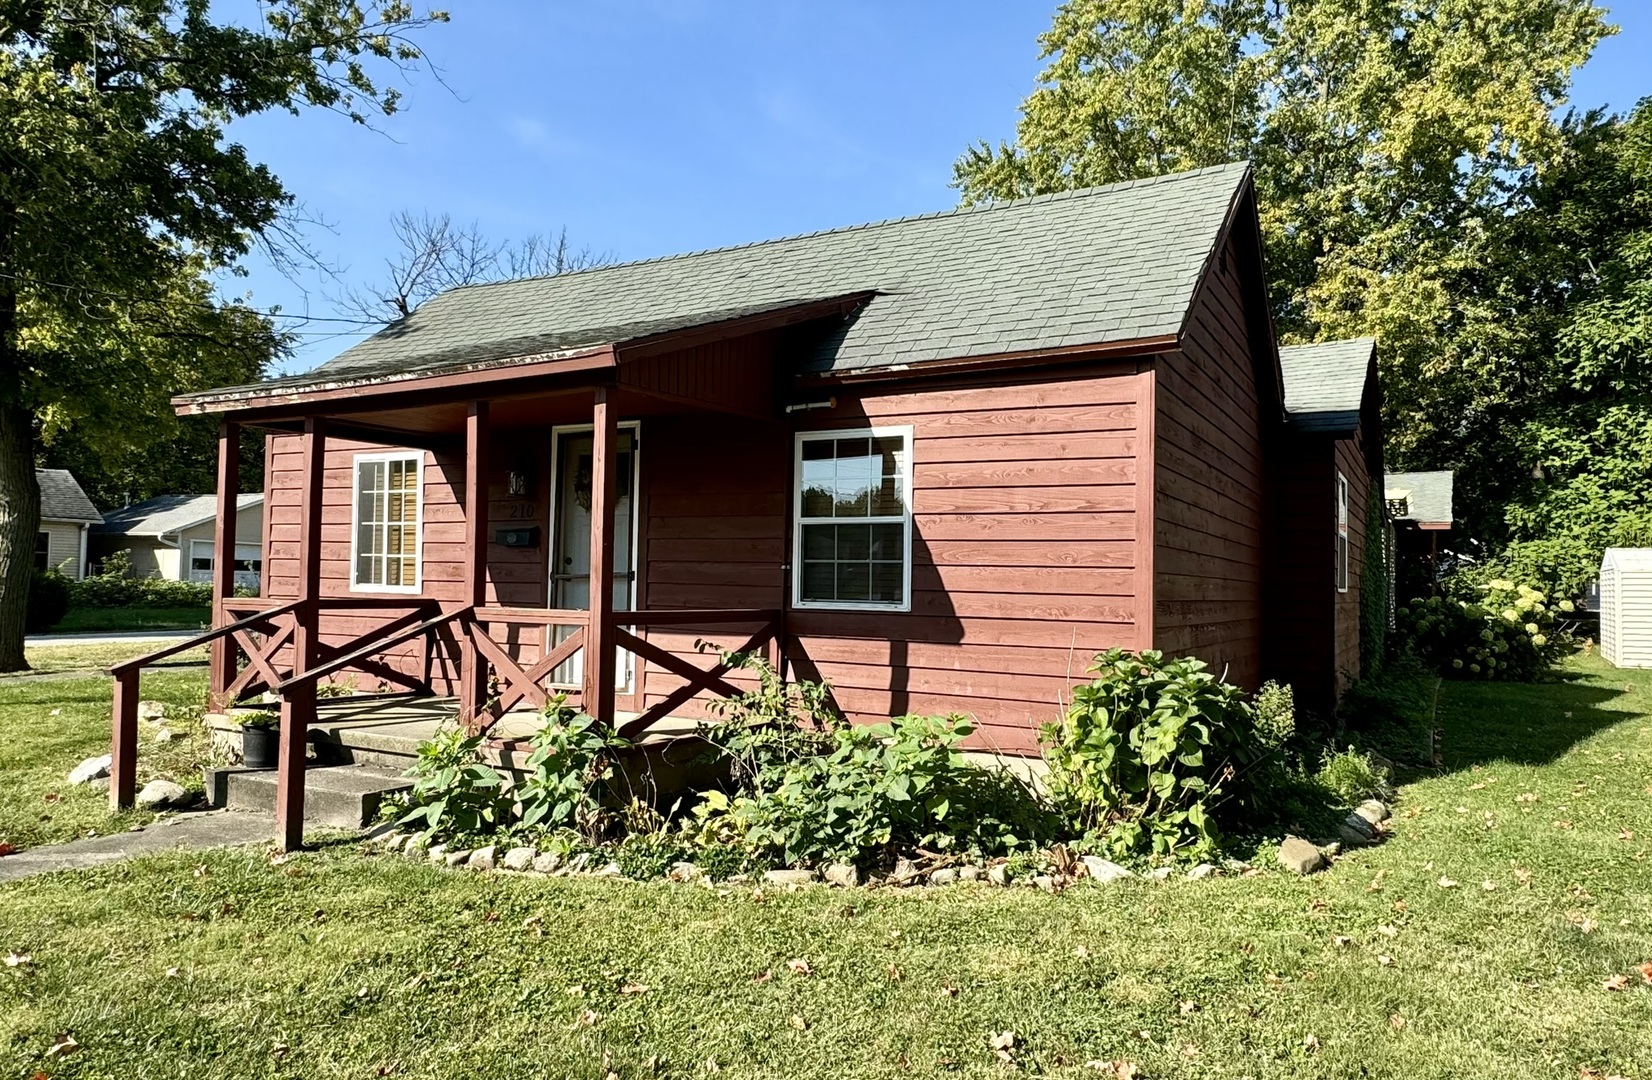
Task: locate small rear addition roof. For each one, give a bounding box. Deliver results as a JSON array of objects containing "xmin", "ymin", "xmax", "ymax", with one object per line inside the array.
[
  {"xmin": 1278, "ymin": 338, "xmax": 1376, "ymax": 433},
  {"xmin": 1385, "ymin": 470, "xmax": 1454, "ymax": 526}
]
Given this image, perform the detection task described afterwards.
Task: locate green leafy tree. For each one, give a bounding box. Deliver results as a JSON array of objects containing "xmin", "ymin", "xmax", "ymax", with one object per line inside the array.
[
  {"xmin": 956, "ymin": 0, "xmax": 1611, "ymax": 509},
  {"xmin": 0, "ymin": 1, "xmax": 447, "ymax": 670}
]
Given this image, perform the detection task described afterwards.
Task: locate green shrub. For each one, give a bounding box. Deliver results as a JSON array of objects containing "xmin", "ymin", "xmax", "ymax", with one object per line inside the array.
[
  {"xmin": 515, "ymin": 698, "xmax": 631, "ymax": 843},
  {"xmin": 1041, "ymin": 648, "xmax": 1265, "ymax": 860},
  {"xmin": 69, "ymin": 554, "xmax": 213, "ymax": 610},
  {"xmin": 396, "ymin": 725, "xmax": 514, "ymax": 840},
  {"xmin": 1254, "ymin": 681, "xmax": 1296, "ymax": 752},
  {"xmin": 1395, "ymin": 580, "xmax": 1569, "ymax": 680},
  {"xmin": 690, "ymin": 711, "xmax": 1055, "ymax": 868},
  {"xmin": 26, "ymin": 569, "xmax": 71, "ymax": 633},
  {"xmin": 1316, "ymin": 747, "xmax": 1391, "ymax": 805},
  {"xmin": 615, "ymin": 831, "xmax": 689, "ymax": 880}
]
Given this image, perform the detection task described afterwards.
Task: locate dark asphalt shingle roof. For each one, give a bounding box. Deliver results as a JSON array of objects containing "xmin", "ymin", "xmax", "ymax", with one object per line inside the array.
[
  {"xmin": 37, "ymin": 469, "xmax": 101, "ymax": 524},
  {"xmin": 93, "ymin": 493, "xmax": 262, "ymax": 538},
  {"xmin": 188, "ymin": 162, "xmax": 1253, "ymax": 401},
  {"xmin": 1385, "ymin": 471, "xmax": 1453, "ymax": 526},
  {"xmin": 1278, "ymin": 338, "xmax": 1375, "ymax": 433}
]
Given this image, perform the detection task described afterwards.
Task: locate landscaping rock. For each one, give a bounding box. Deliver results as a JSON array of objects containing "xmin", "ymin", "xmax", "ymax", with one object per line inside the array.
[
  {"xmin": 594, "ymin": 861, "xmax": 623, "ymax": 877},
  {"xmin": 382, "ymin": 833, "xmax": 407, "ymax": 854},
  {"xmin": 86, "ymin": 777, "xmax": 109, "ymax": 793},
  {"xmin": 532, "ymin": 851, "xmax": 561, "ymax": 874},
  {"xmin": 1340, "ymin": 814, "xmax": 1378, "ymax": 847},
  {"xmin": 1277, "ymin": 837, "xmax": 1327, "ymax": 875},
  {"xmin": 1149, "ymin": 866, "xmax": 1175, "ymax": 881},
  {"xmin": 1081, "ymin": 856, "xmax": 1133, "ymax": 884},
  {"xmin": 403, "ymin": 836, "xmax": 429, "ymax": 859},
  {"xmin": 928, "ymin": 867, "xmax": 959, "ymax": 886},
  {"xmin": 443, "ymin": 849, "xmax": 472, "ymax": 868},
  {"xmin": 559, "ymin": 852, "xmax": 591, "ymax": 876},
  {"xmin": 1354, "ymin": 799, "xmax": 1390, "ymax": 826},
  {"xmin": 958, "ymin": 864, "xmax": 984, "ymax": 882},
  {"xmin": 154, "ymin": 728, "xmax": 181, "ymax": 744},
  {"xmin": 1186, "ymin": 863, "xmax": 1218, "ymax": 881},
  {"xmin": 135, "ymin": 780, "xmax": 188, "ymax": 810},
  {"xmin": 762, "ymin": 868, "xmax": 817, "ymax": 887},
  {"xmin": 68, "ymin": 755, "xmax": 112, "ymax": 786},
  {"xmin": 891, "ymin": 857, "xmax": 921, "ymax": 886},
  {"xmin": 136, "ymin": 701, "xmax": 166, "ymax": 721},
  {"xmin": 467, "ymin": 845, "xmax": 496, "ymax": 871},
  {"xmin": 426, "ymin": 843, "xmax": 448, "ymax": 864},
  {"xmin": 823, "ymin": 863, "xmax": 860, "ymax": 888},
  {"xmin": 987, "ymin": 863, "xmax": 1010, "ymax": 887},
  {"xmin": 667, "ymin": 861, "xmax": 701, "ymax": 883},
  {"xmin": 502, "ymin": 847, "xmax": 535, "ymax": 872},
  {"xmin": 1318, "ymin": 841, "xmax": 1342, "ymax": 859},
  {"xmin": 1031, "ymin": 874, "xmax": 1057, "ymax": 892}
]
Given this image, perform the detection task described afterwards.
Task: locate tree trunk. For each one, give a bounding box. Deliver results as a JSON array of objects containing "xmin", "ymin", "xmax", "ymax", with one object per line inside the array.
[{"xmin": 0, "ymin": 398, "xmax": 37, "ymax": 673}]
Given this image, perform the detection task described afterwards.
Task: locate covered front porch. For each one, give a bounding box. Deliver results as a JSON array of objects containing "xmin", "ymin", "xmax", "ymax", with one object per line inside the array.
[{"xmin": 109, "ymin": 299, "xmax": 864, "ymax": 848}]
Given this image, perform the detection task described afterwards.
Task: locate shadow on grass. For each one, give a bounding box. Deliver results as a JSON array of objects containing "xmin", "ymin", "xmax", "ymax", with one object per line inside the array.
[{"xmin": 1432, "ymin": 668, "xmax": 1632, "ymax": 771}]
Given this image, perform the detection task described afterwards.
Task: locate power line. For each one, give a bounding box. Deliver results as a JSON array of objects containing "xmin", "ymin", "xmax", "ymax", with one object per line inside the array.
[{"xmin": 0, "ymin": 269, "xmax": 391, "ymax": 329}]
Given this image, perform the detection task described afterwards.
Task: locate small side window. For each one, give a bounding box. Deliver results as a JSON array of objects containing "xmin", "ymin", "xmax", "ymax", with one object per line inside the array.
[
  {"xmin": 1336, "ymin": 472, "xmax": 1350, "ymax": 593},
  {"xmin": 352, "ymin": 452, "xmax": 423, "ymax": 592}
]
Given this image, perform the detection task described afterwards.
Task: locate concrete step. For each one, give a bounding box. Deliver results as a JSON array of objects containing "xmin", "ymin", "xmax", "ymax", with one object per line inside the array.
[{"xmin": 204, "ymin": 764, "xmax": 412, "ymax": 829}]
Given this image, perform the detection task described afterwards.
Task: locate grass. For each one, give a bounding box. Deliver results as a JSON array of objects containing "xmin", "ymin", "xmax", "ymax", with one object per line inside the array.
[
  {"xmin": 45, "ymin": 605, "xmax": 211, "ymax": 636},
  {"xmin": 9, "ymin": 641, "xmax": 209, "ymax": 677},
  {"xmin": 1, "ymin": 657, "xmax": 1649, "ymax": 1078},
  {"xmin": 0, "ymin": 668, "xmax": 215, "ymax": 850}
]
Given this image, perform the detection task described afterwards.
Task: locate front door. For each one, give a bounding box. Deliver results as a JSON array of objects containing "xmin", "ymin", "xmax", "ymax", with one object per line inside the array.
[{"xmin": 548, "ymin": 426, "xmax": 638, "ymax": 690}]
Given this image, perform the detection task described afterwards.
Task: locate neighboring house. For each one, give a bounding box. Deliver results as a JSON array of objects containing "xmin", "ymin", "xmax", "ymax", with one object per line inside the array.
[
  {"xmin": 91, "ymin": 494, "xmax": 265, "ymax": 589},
  {"xmin": 1271, "ymin": 340, "xmax": 1385, "ymax": 710},
  {"xmin": 166, "ymin": 161, "xmax": 1385, "ymax": 756},
  {"xmin": 36, "ymin": 469, "xmax": 102, "ymax": 580},
  {"xmin": 1385, "ymin": 469, "xmax": 1454, "ymax": 595}
]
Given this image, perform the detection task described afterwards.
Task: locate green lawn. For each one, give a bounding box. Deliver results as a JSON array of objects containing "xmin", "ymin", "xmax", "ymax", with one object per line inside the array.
[
  {"xmin": 47, "ymin": 605, "xmax": 211, "ymax": 635},
  {"xmin": 1, "ymin": 657, "xmax": 1649, "ymax": 1078}
]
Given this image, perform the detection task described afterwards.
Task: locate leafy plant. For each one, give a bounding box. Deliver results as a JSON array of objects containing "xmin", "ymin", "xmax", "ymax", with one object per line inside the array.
[
  {"xmin": 396, "ymin": 725, "xmax": 513, "ymax": 840},
  {"xmin": 614, "ymin": 831, "xmax": 688, "ymax": 880},
  {"xmin": 1253, "ymin": 681, "xmax": 1295, "ymax": 753},
  {"xmin": 1395, "ymin": 580, "xmax": 1570, "ymax": 681},
  {"xmin": 26, "ymin": 570, "xmax": 71, "ymax": 633},
  {"xmin": 1041, "ymin": 648, "xmax": 1265, "ymax": 860},
  {"xmin": 514, "ymin": 697, "xmax": 631, "ymax": 842},
  {"xmin": 1316, "ymin": 747, "xmax": 1391, "ymax": 806}
]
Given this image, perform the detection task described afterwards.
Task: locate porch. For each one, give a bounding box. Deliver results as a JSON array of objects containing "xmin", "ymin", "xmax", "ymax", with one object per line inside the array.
[{"xmin": 109, "ymin": 303, "xmax": 845, "ymax": 849}]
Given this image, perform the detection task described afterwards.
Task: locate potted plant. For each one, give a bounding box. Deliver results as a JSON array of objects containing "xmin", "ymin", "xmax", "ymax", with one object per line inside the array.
[{"xmin": 233, "ymin": 694, "xmax": 281, "ymax": 769}]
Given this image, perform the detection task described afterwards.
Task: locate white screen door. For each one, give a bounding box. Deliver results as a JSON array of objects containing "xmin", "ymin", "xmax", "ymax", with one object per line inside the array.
[{"xmin": 548, "ymin": 427, "xmax": 637, "ymax": 689}]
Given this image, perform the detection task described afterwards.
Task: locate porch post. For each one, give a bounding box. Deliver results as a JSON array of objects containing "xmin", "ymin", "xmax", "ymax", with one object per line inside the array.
[
  {"xmin": 584, "ymin": 388, "xmax": 618, "ymax": 727},
  {"xmin": 275, "ymin": 416, "xmax": 325, "ymax": 851},
  {"xmin": 459, "ymin": 400, "xmax": 490, "ymax": 725},
  {"xmin": 208, "ymin": 420, "xmax": 241, "ymax": 707}
]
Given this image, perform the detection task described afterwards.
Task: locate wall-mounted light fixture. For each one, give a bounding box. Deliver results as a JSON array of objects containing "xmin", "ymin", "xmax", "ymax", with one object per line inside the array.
[{"xmin": 783, "ymin": 397, "xmax": 837, "ymax": 415}]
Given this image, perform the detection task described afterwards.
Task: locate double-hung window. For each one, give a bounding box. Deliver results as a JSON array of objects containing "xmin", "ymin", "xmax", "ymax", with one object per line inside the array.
[
  {"xmin": 33, "ymin": 532, "xmax": 50, "ymax": 572},
  {"xmin": 793, "ymin": 428, "xmax": 912, "ymax": 610},
  {"xmin": 352, "ymin": 452, "xmax": 423, "ymax": 592},
  {"xmin": 1335, "ymin": 471, "xmax": 1350, "ymax": 593}
]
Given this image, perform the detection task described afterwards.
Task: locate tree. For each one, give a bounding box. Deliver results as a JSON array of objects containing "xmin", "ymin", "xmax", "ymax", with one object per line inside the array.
[
  {"xmin": 956, "ymin": 0, "xmax": 1612, "ymax": 546},
  {"xmin": 336, "ymin": 212, "xmax": 609, "ymax": 326},
  {"xmin": 0, "ymin": 1, "xmax": 447, "ymax": 671}
]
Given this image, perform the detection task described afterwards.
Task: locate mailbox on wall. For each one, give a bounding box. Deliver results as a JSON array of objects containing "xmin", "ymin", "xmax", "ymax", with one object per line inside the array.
[{"xmin": 495, "ymin": 527, "xmax": 540, "ymax": 548}]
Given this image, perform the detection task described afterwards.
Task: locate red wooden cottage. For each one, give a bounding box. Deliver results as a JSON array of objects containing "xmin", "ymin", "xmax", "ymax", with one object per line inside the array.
[{"xmin": 108, "ymin": 162, "xmax": 1384, "ymax": 846}]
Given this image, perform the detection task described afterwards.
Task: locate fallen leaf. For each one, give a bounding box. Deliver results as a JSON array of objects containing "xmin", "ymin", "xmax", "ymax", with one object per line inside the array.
[
  {"xmin": 565, "ymin": 984, "xmax": 586, "ymax": 997},
  {"xmin": 1568, "ymin": 913, "xmax": 1598, "ymax": 934},
  {"xmin": 1083, "ymin": 1062, "xmax": 1140, "ymax": 1079},
  {"xmin": 1073, "ymin": 945, "xmax": 1092, "ymax": 959},
  {"xmin": 1516, "ymin": 793, "xmax": 1539, "ymax": 804},
  {"xmin": 790, "ymin": 1014, "xmax": 809, "ymax": 1031},
  {"xmin": 704, "ymin": 1058, "xmax": 721, "ymax": 1074},
  {"xmin": 576, "ymin": 1008, "xmax": 601, "ymax": 1026},
  {"xmin": 1437, "ymin": 876, "xmax": 1459, "ymax": 889},
  {"xmin": 4, "ymin": 952, "xmax": 31, "ymax": 968},
  {"xmin": 1388, "ymin": 1013, "xmax": 1406, "ymax": 1031},
  {"xmin": 165, "ymin": 966, "xmax": 181, "ymax": 978},
  {"xmin": 619, "ymin": 982, "xmax": 650, "ymax": 995},
  {"xmin": 43, "ymin": 792, "xmax": 60, "ymax": 804},
  {"xmin": 1303, "ymin": 1033, "xmax": 1320, "ymax": 1052},
  {"xmin": 1640, "ymin": 961, "xmax": 1652, "ymax": 985},
  {"xmin": 375, "ymin": 1061, "xmax": 401, "ymax": 1077},
  {"xmin": 990, "ymin": 1031, "xmax": 1018, "ymax": 1051},
  {"xmin": 1602, "ymin": 974, "xmax": 1631, "ymax": 992},
  {"xmin": 1620, "ymin": 829, "xmax": 1636, "ymax": 841},
  {"xmin": 1555, "ymin": 820, "xmax": 1575, "ymax": 830},
  {"xmin": 46, "ymin": 1034, "xmax": 79, "ymax": 1059},
  {"xmin": 1514, "ymin": 869, "xmax": 1532, "ymax": 886},
  {"xmin": 751, "ymin": 970, "xmax": 772, "ymax": 984},
  {"xmin": 1376, "ymin": 924, "xmax": 1398, "ymax": 937},
  {"xmin": 886, "ymin": 963, "xmax": 903, "ymax": 982},
  {"xmin": 939, "ymin": 984, "xmax": 959, "ymax": 998},
  {"xmin": 0, "ymin": 843, "xmax": 15, "ymax": 857},
  {"xmin": 1179, "ymin": 1000, "xmax": 1199, "ymax": 1014},
  {"xmin": 269, "ymin": 1041, "xmax": 288, "ymax": 1060},
  {"xmin": 1482, "ymin": 880, "xmax": 1498, "ymax": 891},
  {"xmin": 1377, "ymin": 955, "xmax": 1395, "ymax": 967},
  {"xmin": 1332, "ymin": 935, "xmax": 1352, "ymax": 948},
  {"xmin": 785, "ymin": 958, "xmax": 813, "ymax": 976}
]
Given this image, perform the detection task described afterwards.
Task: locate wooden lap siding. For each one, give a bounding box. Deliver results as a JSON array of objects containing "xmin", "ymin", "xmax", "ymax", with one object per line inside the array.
[
  {"xmin": 1153, "ymin": 234, "xmax": 1266, "ymax": 688},
  {"xmin": 637, "ymin": 367, "xmax": 1143, "ymax": 755}
]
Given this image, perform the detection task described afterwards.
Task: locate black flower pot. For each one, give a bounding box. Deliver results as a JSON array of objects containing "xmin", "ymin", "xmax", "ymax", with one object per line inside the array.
[{"xmin": 241, "ymin": 721, "xmax": 280, "ymax": 769}]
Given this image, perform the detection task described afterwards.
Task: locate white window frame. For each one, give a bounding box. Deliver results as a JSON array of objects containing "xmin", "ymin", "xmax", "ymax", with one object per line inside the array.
[
  {"xmin": 188, "ymin": 539, "xmax": 215, "ymax": 583},
  {"xmin": 349, "ymin": 450, "xmax": 425, "ymax": 594},
  {"xmin": 1336, "ymin": 471, "xmax": 1350, "ymax": 594},
  {"xmin": 791, "ymin": 426, "xmax": 914, "ymax": 612}
]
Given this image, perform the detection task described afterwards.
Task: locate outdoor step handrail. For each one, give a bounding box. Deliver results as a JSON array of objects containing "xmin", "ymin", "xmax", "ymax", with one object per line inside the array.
[
  {"xmin": 108, "ymin": 599, "xmax": 305, "ymax": 677},
  {"xmin": 268, "ymin": 604, "xmax": 472, "ymax": 695}
]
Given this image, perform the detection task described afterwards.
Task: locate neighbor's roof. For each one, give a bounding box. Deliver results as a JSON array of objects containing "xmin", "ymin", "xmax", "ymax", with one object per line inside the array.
[
  {"xmin": 37, "ymin": 469, "xmax": 102, "ymax": 524},
  {"xmin": 1385, "ymin": 471, "xmax": 1453, "ymax": 526},
  {"xmin": 93, "ymin": 493, "xmax": 263, "ymax": 538},
  {"xmin": 182, "ymin": 162, "xmax": 1255, "ymax": 403},
  {"xmin": 1278, "ymin": 338, "xmax": 1376, "ymax": 433},
  {"xmin": 1602, "ymin": 548, "xmax": 1652, "ymax": 571}
]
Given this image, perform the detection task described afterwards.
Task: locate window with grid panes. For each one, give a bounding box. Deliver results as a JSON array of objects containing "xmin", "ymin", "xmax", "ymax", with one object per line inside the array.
[
  {"xmin": 352, "ymin": 453, "xmax": 422, "ymax": 591},
  {"xmin": 793, "ymin": 428, "xmax": 912, "ymax": 609}
]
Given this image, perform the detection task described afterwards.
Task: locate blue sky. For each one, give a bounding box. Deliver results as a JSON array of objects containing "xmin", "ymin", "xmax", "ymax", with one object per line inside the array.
[{"xmin": 230, "ymin": 1, "xmax": 1652, "ymax": 374}]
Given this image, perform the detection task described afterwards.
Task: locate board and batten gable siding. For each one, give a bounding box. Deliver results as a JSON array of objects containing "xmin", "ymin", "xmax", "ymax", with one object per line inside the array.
[
  {"xmin": 1152, "ymin": 230, "xmax": 1267, "ymax": 688},
  {"xmin": 637, "ymin": 365, "xmax": 1145, "ymax": 754}
]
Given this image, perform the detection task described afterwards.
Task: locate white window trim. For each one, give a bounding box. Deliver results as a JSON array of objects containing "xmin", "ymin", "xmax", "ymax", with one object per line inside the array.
[
  {"xmin": 791, "ymin": 425, "xmax": 914, "ymax": 612},
  {"xmin": 349, "ymin": 450, "xmax": 425, "ymax": 595},
  {"xmin": 188, "ymin": 538, "xmax": 214, "ymax": 583},
  {"xmin": 1336, "ymin": 471, "xmax": 1350, "ymax": 594}
]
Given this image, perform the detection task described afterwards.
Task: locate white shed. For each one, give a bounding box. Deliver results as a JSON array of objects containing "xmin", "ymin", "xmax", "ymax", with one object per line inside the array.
[{"xmin": 1598, "ymin": 548, "xmax": 1652, "ymax": 667}]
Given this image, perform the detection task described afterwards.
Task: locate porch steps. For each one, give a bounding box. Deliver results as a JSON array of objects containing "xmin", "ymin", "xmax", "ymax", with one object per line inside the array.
[{"xmin": 203, "ymin": 764, "xmax": 412, "ymax": 829}]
